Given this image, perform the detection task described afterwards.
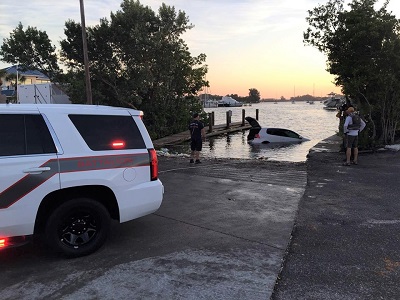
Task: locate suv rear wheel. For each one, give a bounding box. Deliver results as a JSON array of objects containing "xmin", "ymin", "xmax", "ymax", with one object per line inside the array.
[{"xmin": 45, "ymin": 198, "xmax": 110, "ymax": 258}]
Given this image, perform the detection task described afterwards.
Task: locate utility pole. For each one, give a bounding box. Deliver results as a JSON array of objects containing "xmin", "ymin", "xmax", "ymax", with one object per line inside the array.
[
  {"xmin": 16, "ymin": 62, "xmax": 19, "ymax": 103},
  {"xmin": 79, "ymin": 0, "xmax": 93, "ymax": 105}
]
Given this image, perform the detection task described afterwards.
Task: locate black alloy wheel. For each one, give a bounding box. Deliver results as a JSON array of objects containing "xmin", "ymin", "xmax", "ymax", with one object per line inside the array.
[{"xmin": 45, "ymin": 198, "xmax": 110, "ymax": 258}]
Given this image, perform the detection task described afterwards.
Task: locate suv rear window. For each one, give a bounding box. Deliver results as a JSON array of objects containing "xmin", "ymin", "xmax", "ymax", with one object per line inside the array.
[
  {"xmin": 0, "ymin": 114, "xmax": 57, "ymax": 156},
  {"xmin": 69, "ymin": 115, "xmax": 146, "ymax": 151}
]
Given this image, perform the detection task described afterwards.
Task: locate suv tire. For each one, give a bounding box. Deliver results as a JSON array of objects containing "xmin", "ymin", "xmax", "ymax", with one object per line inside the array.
[{"xmin": 45, "ymin": 198, "xmax": 110, "ymax": 258}]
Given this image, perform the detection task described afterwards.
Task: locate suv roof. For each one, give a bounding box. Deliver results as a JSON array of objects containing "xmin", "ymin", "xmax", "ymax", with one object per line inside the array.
[{"xmin": 0, "ymin": 104, "xmax": 142, "ymax": 116}]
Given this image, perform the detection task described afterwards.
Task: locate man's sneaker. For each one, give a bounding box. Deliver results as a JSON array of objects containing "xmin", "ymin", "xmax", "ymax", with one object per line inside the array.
[
  {"xmin": 195, "ymin": 160, "xmax": 201, "ymax": 164},
  {"xmin": 190, "ymin": 159, "xmax": 194, "ymax": 163}
]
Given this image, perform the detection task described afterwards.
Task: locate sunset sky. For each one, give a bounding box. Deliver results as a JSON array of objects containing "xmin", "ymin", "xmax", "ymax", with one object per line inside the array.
[{"xmin": 1, "ymin": 0, "xmax": 400, "ymax": 99}]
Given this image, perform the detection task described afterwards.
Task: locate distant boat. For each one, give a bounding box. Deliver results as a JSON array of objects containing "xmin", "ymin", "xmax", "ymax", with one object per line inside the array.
[
  {"xmin": 201, "ymin": 82, "xmax": 218, "ymax": 107},
  {"xmin": 291, "ymin": 100, "xmax": 295, "ymax": 104},
  {"xmin": 323, "ymin": 92, "xmax": 344, "ymax": 110},
  {"xmin": 217, "ymin": 96, "xmax": 243, "ymax": 107},
  {"xmin": 204, "ymin": 99, "xmax": 218, "ymax": 108}
]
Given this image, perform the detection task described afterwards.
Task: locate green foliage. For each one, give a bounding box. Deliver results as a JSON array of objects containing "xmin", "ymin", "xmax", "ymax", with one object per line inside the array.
[
  {"xmin": 304, "ymin": 0, "xmax": 400, "ymax": 146},
  {"xmin": 226, "ymin": 88, "xmax": 261, "ymax": 103},
  {"xmin": 248, "ymin": 88, "xmax": 261, "ymax": 103},
  {"xmin": 60, "ymin": 0, "xmax": 208, "ymax": 139},
  {"xmin": 0, "ymin": 69, "xmax": 6, "ymax": 85},
  {"xmin": 0, "ymin": 22, "xmax": 62, "ymax": 81}
]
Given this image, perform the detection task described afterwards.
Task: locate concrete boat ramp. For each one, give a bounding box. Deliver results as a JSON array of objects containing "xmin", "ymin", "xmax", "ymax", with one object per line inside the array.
[
  {"xmin": 155, "ymin": 157, "xmax": 307, "ymax": 299},
  {"xmin": 0, "ymin": 156, "xmax": 306, "ymax": 300}
]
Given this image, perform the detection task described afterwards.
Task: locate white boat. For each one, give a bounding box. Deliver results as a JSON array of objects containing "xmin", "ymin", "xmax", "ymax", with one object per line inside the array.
[
  {"xmin": 323, "ymin": 92, "xmax": 344, "ymax": 110},
  {"xmin": 217, "ymin": 96, "xmax": 243, "ymax": 107},
  {"xmin": 200, "ymin": 82, "xmax": 218, "ymax": 107},
  {"xmin": 245, "ymin": 117, "xmax": 310, "ymax": 144},
  {"xmin": 203, "ymin": 99, "xmax": 218, "ymax": 108}
]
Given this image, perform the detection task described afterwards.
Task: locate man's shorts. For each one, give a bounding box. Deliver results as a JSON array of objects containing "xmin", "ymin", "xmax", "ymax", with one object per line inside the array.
[
  {"xmin": 346, "ymin": 135, "xmax": 359, "ymax": 148},
  {"xmin": 190, "ymin": 138, "xmax": 202, "ymax": 151}
]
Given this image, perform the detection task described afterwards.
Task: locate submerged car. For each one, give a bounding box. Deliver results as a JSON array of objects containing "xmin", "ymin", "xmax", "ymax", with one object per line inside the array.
[{"xmin": 245, "ymin": 116, "xmax": 310, "ymax": 144}]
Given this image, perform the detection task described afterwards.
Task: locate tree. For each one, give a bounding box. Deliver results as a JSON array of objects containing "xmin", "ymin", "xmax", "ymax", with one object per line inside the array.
[
  {"xmin": 0, "ymin": 22, "xmax": 62, "ymax": 82},
  {"xmin": 248, "ymin": 88, "xmax": 261, "ymax": 103},
  {"xmin": 60, "ymin": 0, "xmax": 207, "ymax": 139},
  {"xmin": 0, "ymin": 69, "xmax": 6, "ymax": 86},
  {"xmin": 304, "ymin": 0, "xmax": 400, "ymax": 145}
]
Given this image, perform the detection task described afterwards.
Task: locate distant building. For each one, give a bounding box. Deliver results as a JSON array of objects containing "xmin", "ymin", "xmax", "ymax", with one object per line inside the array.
[
  {"xmin": 0, "ymin": 65, "xmax": 70, "ymax": 104},
  {"xmin": 0, "ymin": 65, "xmax": 51, "ymax": 89}
]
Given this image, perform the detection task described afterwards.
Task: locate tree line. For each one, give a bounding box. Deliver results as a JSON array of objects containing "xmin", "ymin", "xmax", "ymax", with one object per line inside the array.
[
  {"xmin": 0, "ymin": 0, "xmax": 206, "ymax": 139},
  {"xmin": 305, "ymin": 0, "xmax": 400, "ymax": 146},
  {"xmin": 203, "ymin": 88, "xmax": 261, "ymax": 103}
]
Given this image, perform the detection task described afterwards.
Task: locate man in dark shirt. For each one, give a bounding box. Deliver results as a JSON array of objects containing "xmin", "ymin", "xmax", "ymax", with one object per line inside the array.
[{"xmin": 189, "ymin": 113, "xmax": 205, "ymax": 164}]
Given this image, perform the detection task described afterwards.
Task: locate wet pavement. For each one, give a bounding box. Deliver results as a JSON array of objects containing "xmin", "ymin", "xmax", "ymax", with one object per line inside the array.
[
  {"xmin": 1, "ymin": 135, "xmax": 399, "ymax": 299},
  {"xmin": 0, "ymin": 153, "xmax": 306, "ymax": 299}
]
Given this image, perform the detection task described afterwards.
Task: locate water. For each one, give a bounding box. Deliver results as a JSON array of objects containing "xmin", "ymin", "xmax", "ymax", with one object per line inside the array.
[{"xmin": 167, "ymin": 101, "xmax": 339, "ymax": 162}]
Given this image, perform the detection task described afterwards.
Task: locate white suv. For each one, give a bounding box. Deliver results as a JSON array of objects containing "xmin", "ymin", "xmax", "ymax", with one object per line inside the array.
[{"xmin": 0, "ymin": 104, "xmax": 163, "ymax": 257}]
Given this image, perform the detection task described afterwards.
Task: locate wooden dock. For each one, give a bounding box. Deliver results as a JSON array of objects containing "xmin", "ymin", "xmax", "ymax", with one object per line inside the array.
[
  {"xmin": 153, "ymin": 121, "xmax": 251, "ymax": 148},
  {"xmin": 152, "ymin": 108, "xmax": 259, "ymax": 148}
]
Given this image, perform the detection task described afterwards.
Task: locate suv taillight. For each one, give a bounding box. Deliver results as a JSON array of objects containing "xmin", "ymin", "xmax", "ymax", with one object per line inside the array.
[
  {"xmin": 0, "ymin": 236, "xmax": 28, "ymax": 249},
  {"xmin": 149, "ymin": 149, "xmax": 158, "ymax": 181}
]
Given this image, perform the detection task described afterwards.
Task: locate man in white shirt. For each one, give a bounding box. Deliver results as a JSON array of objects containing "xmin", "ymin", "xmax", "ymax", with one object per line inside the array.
[{"xmin": 343, "ymin": 107, "xmax": 366, "ymax": 166}]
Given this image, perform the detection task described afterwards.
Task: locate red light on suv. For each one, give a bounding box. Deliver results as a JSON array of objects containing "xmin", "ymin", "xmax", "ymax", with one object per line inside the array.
[
  {"xmin": 149, "ymin": 149, "xmax": 158, "ymax": 181},
  {"xmin": 0, "ymin": 238, "xmax": 6, "ymax": 248},
  {"xmin": 112, "ymin": 140, "xmax": 125, "ymax": 149}
]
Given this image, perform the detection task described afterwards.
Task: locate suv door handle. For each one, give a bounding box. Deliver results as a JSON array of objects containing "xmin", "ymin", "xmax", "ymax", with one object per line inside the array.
[{"xmin": 23, "ymin": 167, "xmax": 51, "ymax": 174}]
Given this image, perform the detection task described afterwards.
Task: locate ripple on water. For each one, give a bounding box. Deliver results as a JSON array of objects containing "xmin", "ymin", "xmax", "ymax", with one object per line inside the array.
[{"xmin": 167, "ymin": 101, "xmax": 339, "ymax": 162}]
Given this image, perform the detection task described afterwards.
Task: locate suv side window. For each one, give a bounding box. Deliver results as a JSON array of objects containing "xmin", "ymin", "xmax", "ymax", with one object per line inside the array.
[
  {"xmin": 69, "ymin": 115, "xmax": 146, "ymax": 151},
  {"xmin": 0, "ymin": 114, "xmax": 57, "ymax": 156}
]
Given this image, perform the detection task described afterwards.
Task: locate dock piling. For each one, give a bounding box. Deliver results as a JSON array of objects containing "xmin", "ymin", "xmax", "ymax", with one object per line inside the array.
[
  {"xmin": 226, "ymin": 110, "xmax": 232, "ymax": 129},
  {"xmin": 208, "ymin": 112, "xmax": 213, "ymax": 133}
]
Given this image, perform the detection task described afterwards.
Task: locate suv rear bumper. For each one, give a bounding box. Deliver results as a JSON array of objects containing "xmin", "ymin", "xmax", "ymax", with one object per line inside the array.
[
  {"xmin": 118, "ymin": 180, "xmax": 164, "ymax": 223},
  {"xmin": 0, "ymin": 235, "xmax": 32, "ymax": 250}
]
